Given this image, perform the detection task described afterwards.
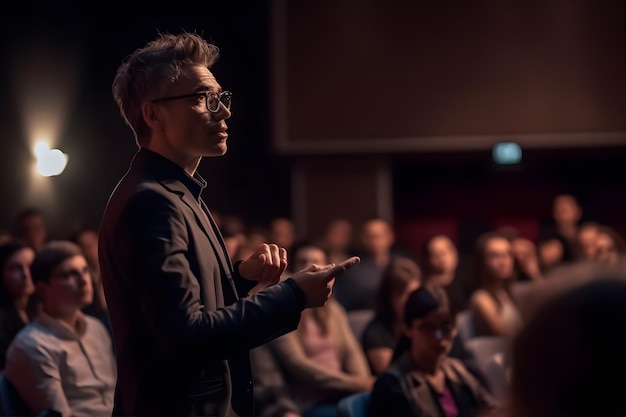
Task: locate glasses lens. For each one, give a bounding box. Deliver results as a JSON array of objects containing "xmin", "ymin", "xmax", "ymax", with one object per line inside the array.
[
  {"xmin": 220, "ymin": 91, "xmax": 232, "ymax": 110},
  {"xmin": 207, "ymin": 91, "xmax": 232, "ymax": 112}
]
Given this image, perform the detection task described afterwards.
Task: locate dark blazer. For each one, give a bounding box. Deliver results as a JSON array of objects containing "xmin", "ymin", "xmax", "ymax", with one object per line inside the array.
[
  {"xmin": 98, "ymin": 149, "xmax": 304, "ymax": 417},
  {"xmin": 368, "ymin": 353, "xmax": 499, "ymax": 417}
]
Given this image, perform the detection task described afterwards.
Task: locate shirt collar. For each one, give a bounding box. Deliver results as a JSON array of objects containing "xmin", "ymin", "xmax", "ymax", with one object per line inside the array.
[
  {"xmin": 136, "ymin": 147, "xmax": 208, "ymax": 201},
  {"xmin": 35, "ymin": 311, "xmax": 88, "ymax": 340}
]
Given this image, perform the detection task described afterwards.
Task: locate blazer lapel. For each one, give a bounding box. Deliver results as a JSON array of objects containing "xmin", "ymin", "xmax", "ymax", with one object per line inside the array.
[
  {"xmin": 406, "ymin": 370, "xmax": 444, "ymax": 417},
  {"xmin": 160, "ymin": 178, "xmax": 240, "ymax": 300}
]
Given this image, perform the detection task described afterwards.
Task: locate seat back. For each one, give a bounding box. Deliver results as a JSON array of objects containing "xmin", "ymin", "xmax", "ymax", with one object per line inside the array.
[
  {"xmin": 336, "ymin": 391, "xmax": 371, "ymax": 417},
  {"xmin": 346, "ymin": 309, "xmax": 375, "ymax": 343},
  {"xmin": 455, "ymin": 309, "xmax": 476, "ymax": 343},
  {"xmin": 464, "ymin": 336, "xmax": 511, "ymax": 400}
]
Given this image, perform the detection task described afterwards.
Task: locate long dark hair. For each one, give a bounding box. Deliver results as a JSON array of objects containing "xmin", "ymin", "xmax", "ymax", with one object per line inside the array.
[
  {"xmin": 375, "ymin": 256, "xmax": 422, "ymax": 322},
  {"xmin": 392, "ymin": 284, "xmax": 452, "ymax": 361},
  {"xmin": 0, "ymin": 242, "xmax": 29, "ymax": 309}
]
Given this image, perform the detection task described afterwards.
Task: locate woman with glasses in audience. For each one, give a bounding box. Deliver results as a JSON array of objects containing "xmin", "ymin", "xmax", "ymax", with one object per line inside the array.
[{"xmin": 368, "ymin": 285, "xmax": 500, "ymax": 417}]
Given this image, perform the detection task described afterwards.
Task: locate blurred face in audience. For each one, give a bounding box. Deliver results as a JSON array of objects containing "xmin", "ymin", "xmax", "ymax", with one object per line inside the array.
[
  {"xmin": 2, "ymin": 247, "xmax": 35, "ymax": 300},
  {"xmin": 270, "ymin": 218, "xmax": 295, "ymax": 249},
  {"xmin": 403, "ymin": 308, "xmax": 456, "ymax": 368},
  {"xmin": 40, "ymin": 255, "xmax": 93, "ymax": 316},
  {"xmin": 19, "ymin": 213, "xmax": 47, "ymax": 251},
  {"xmin": 577, "ymin": 224, "xmax": 599, "ymax": 260},
  {"xmin": 595, "ymin": 233, "xmax": 618, "ymax": 265},
  {"xmin": 484, "ymin": 237, "xmax": 515, "ymax": 281},
  {"xmin": 293, "ymin": 245, "xmax": 327, "ymax": 271},
  {"xmin": 325, "ymin": 219, "xmax": 352, "ymax": 251},
  {"xmin": 361, "ymin": 219, "xmax": 394, "ymax": 257},
  {"xmin": 76, "ymin": 230, "xmax": 99, "ymax": 267},
  {"xmin": 427, "ymin": 235, "xmax": 458, "ymax": 275},
  {"xmin": 553, "ymin": 194, "xmax": 581, "ymax": 226}
]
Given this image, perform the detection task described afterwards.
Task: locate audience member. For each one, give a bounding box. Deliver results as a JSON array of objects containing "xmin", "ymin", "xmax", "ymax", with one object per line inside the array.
[
  {"xmin": 268, "ymin": 217, "xmax": 296, "ymax": 254},
  {"xmin": 468, "ymin": 231, "xmax": 523, "ymax": 339},
  {"xmin": 498, "ymin": 228, "xmax": 544, "ymax": 282},
  {"xmin": 333, "ymin": 217, "xmax": 399, "ymax": 311},
  {"xmin": 14, "ymin": 207, "xmax": 48, "ymax": 253},
  {"xmin": 537, "ymin": 194, "xmax": 582, "ymax": 272},
  {"xmin": 594, "ymin": 225, "xmax": 626, "ymax": 266},
  {"xmin": 0, "ymin": 231, "xmax": 12, "ymax": 246},
  {"xmin": 361, "ymin": 256, "xmax": 421, "ymax": 375},
  {"xmin": 250, "ymin": 343, "xmax": 302, "ymax": 417},
  {"xmin": 420, "ymin": 233, "xmax": 474, "ymax": 313},
  {"xmin": 5, "ymin": 240, "xmax": 116, "ymax": 417},
  {"xmin": 220, "ymin": 214, "xmax": 249, "ymax": 259},
  {"xmin": 317, "ymin": 218, "xmax": 355, "ymax": 265},
  {"xmin": 508, "ymin": 268, "xmax": 626, "ymax": 417},
  {"xmin": 0, "ymin": 242, "xmax": 36, "ymax": 369},
  {"xmin": 70, "ymin": 227, "xmax": 110, "ymax": 334},
  {"xmin": 270, "ymin": 241, "xmax": 374, "ymax": 417},
  {"xmin": 574, "ymin": 220, "xmax": 601, "ymax": 261},
  {"xmin": 368, "ymin": 284, "xmax": 500, "ymax": 417}
]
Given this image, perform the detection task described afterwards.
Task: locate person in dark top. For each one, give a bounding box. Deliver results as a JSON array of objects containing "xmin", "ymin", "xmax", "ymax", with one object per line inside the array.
[
  {"xmin": 0, "ymin": 242, "xmax": 37, "ymax": 369},
  {"xmin": 368, "ymin": 285, "xmax": 500, "ymax": 417},
  {"xmin": 362, "ymin": 256, "xmax": 421, "ymax": 375}
]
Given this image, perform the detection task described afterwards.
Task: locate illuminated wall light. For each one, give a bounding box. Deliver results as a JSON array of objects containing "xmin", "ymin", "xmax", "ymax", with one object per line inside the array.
[
  {"xmin": 34, "ymin": 141, "xmax": 68, "ymax": 177},
  {"xmin": 492, "ymin": 141, "xmax": 522, "ymax": 165}
]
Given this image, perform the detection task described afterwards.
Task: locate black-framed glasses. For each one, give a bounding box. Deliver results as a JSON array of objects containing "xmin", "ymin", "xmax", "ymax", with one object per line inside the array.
[{"xmin": 152, "ymin": 91, "xmax": 232, "ymax": 113}]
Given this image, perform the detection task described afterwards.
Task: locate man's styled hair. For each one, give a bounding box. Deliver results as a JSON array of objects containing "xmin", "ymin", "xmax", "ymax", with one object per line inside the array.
[{"xmin": 112, "ymin": 31, "xmax": 220, "ymax": 146}]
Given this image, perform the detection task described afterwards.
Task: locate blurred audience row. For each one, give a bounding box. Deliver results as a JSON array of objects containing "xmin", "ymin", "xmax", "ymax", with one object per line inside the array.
[{"xmin": 0, "ymin": 192, "xmax": 624, "ymax": 416}]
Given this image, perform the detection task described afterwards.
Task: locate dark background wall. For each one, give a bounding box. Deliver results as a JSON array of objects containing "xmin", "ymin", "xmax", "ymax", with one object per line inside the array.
[{"xmin": 0, "ymin": 2, "xmax": 624, "ymax": 251}]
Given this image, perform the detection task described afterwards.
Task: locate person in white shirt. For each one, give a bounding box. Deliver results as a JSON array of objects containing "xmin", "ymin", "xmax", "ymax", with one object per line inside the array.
[{"xmin": 5, "ymin": 240, "xmax": 116, "ymax": 417}]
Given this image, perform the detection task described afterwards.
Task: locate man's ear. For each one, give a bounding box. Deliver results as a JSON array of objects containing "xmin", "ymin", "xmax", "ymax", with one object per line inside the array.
[{"xmin": 142, "ymin": 101, "xmax": 162, "ymax": 130}]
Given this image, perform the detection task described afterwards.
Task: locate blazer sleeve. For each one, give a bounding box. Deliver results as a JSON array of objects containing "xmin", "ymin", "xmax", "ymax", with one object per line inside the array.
[{"xmin": 120, "ymin": 188, "xmax": 305, "ymax": 361}]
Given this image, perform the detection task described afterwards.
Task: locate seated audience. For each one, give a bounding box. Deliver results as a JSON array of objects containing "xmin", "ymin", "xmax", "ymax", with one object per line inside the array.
[
  {"xmin": 251, "ymin": 343, "xmax": 302, "ymax": 417},
  {"xmin": 14, "ymin": 207, "xmax": 49, "ymax": 253},
  {"xmin": 362, "ymin": 256, "xmax": 490, "ymax": 391},
  {"xmin": 0, "ymin": 242, "xmax": 37, "ymax": 369},
  {"xmin": 317, "ymin": 218, "xmax": 355, "ymax": 265},
  {"xmin": 420, "ymin": 234, "xmax": 473, "ymax": 313},
  {"xmin": 333, "ymin": 217, "xmax": 400, "ymax": 311},
  {"xmin": 5, "ymin": 240, "xmax": 116, "ymax": 417},
  {"xmin": 469, "ymin": 231, "xmax": 523, "ymax": 339},
  {"xmin": 574, "ymin": 220, "xmax": 601, "ymax": 261},
  {"xmin": 71, "ymin": 227, "xmax": 111, "ymax": 334},
  {"xmin": 537, "ymin": 194, "xmax": 583, "ymax": 272},
  {"xmin": 270, "ymin": 240, "xmax": 374, "ymax": 417},
  {"xmin": 368, "ymin": 284, "xmax": 500, "ymax": 417},
  {"xmin": 593, "ymin": 225, "xmax": 626, "ymax": 266},
  {"xmin": 361, "ymin": 256, "xmax": 421, "ymax": 375}
]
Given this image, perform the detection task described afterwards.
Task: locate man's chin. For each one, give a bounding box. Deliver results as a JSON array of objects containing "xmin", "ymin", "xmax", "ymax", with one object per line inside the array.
[{"xmin": 204, "ymin": 144, "xmax": 228, "ymax": 157}]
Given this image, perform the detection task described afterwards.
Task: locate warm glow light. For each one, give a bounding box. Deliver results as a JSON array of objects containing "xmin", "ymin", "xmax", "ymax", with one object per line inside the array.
[
  {"xmin": 36, "ymin": 147, "xmax": 69, "ymax": 177},
  {"xmin": 34, "ymin": 141, "xmax": 50, "ymax": 158}
]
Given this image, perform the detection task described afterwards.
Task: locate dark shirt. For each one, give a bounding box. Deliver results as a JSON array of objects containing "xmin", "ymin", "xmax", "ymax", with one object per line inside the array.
[{"xmin": 0, "ymin": 307, "xmax": 27, "ymax": 369}]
